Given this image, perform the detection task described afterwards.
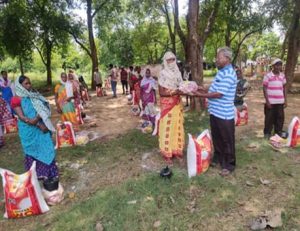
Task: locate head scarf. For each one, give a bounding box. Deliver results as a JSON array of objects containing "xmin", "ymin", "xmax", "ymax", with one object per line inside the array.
[
  {"xmin": 15, "ymin": 77, "xmax": 55, "ymax": 132},
  {"xmin": 158, "ymin": 52, "xmax": 183, "ymax": 90},
  {"xmin": 68, "ymin": 73, "xmax": 80, "ymax": 90},
  {"xmin": 141, "ymin": 75, "xmax": 157, "ymax": 90},
  {"xmin": 0, "ymin": 76, "xmax": 12, "ymax": 88},
  {"xmin": 60, "ymin": 73, "xmax": 67, "ymax": 85}
]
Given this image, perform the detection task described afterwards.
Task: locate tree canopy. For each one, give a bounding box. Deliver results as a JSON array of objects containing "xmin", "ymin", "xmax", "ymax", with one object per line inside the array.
[{"xmin": 0, "ymin": 0, "xmax": 298, "ymax": 88}]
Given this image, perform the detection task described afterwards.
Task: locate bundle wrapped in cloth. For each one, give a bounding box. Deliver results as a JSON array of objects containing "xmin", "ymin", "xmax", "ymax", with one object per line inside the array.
[
  {"xmin": 269, "ymin": 134, "xmax": 287, "ymax": 150},
  {"xmin": 42, "ymin": 183, "xmax": 64, "ymax": 206},
  {"xmin": 235, "ymin": 103, "xmax": 248, "ymax": 126},
  {"xmin": 179, "ymin": 81, "xmax": 199, "ymax": 94}
]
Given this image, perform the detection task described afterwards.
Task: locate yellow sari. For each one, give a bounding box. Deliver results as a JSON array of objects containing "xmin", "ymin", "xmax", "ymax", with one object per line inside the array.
[
  {"xmin": 159, "ymin": 95, "xmax": 184, "ymax": 159},
  {"xmin": 54, "ymin": 83, "xmax": 78, "ymax": 126}
]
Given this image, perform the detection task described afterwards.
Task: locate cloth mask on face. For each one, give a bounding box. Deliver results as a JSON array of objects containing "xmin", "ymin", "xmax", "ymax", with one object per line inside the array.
[{"xmin": 168, "ymin": 62, "xmax": 177, "ymax": 71}]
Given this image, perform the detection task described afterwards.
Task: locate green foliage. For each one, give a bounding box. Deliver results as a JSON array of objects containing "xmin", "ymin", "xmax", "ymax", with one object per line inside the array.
[
  {"xmin": 0, "ymin": 0, "xmax": 295, "ymax": 85},
  {"xmin": 0, "ymin": 0, "xmax": 34, "ymax": 67},
  {"xmin": 0, "ymin": 57, "xmax": 19, "ymax": 73},
  {"xmin": 247, "ymin": 32, "xmax": 282, "ymax": 60}
]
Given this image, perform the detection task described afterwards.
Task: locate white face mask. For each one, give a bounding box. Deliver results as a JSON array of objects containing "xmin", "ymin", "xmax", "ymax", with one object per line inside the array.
[{"xmin": 168, "ymin": 62, "xmax": 177, "ymax": 70}]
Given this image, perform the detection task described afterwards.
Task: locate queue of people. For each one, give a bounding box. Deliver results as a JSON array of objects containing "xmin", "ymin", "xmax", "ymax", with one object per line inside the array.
[{"xmin": 0, "ymin": 46, "xmax": 289, "ymax": 206}]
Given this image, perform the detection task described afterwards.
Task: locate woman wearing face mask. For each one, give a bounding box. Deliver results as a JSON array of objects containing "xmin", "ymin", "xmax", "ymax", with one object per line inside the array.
[
  {"xmin": 54, "ymin": 72, "xmax": 78, "ymax": 126},
  {"xmin": 10, "ymin": 75, "xmax": 59, "ymax": 186},
  {"xmin": 140, "ymin": 68, "xmax": 157, "ymax": 125},
  {"xmin": 158, "ymin": 52, "xmax": 185, "ymax": 164}
]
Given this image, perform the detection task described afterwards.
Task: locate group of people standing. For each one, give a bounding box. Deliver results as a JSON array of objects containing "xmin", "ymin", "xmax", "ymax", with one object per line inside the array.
[
  {"xmin": 157, "ymin": 48, "xmax": 287, "ymax": 177},
  {"xmin": 0, "ymin": 45, "xmax": 288, "ymax": 195},
  {"xmin": 55, "ymin": 70, "xmax": 86, "ymax": 130}
]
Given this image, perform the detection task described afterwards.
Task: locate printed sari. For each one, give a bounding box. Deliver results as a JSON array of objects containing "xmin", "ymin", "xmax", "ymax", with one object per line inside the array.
[
  {"xmin": 54, "ymin": 83, "xmax": 78, "ymax": 125},
  {"xmin": 159, "ymin": 95, "xmax": 184, "ymax": 159},
  {"xmin": 0, "ymin": 97, "xmax": 13, "ymax": 146},
  {"xmin": 141, "ymin": 78, "xmax": 157, "ymax": 124},
  {"xmin": 0, "ymin": 78, "xmax": 14, "ymax": 113}
]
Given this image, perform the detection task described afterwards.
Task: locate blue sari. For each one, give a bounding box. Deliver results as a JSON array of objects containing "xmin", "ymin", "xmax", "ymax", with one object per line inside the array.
[{"xmin": 18, "ymin": 97, "xmax": 56, "ymax": 165}]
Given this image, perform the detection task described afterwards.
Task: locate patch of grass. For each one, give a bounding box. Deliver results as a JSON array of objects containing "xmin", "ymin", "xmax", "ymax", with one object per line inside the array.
[
  {"xmin": 2, "ymin": 113, "xmax": 300, "ymax": 230},
  {"xmin": 44, "ymin": 170, "xmax": 243, "ymax": 231},
  {"xmin": 44, "ymin": 116, "xmax": 300, "ymax": 231}
]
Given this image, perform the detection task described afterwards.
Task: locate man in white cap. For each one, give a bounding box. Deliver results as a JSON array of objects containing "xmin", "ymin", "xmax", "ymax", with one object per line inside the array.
[{"xmin": 263, "ymin": 58, "xmax": 287, "ymax": 139}]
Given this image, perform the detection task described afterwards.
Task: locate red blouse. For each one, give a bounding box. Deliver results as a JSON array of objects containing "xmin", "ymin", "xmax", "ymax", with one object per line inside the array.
[{"xmin": 11, "ymin": 96, "xmax": 22, "ymax": 109}]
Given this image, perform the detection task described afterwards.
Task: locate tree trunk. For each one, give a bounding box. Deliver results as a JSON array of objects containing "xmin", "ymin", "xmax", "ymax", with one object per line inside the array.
[
  {"xmin": 187, "ymin": 0, "xmax": 202, "ymax": 111},
  {"xmin": 46, "ymin": 44, "xmax": 52, "ymax": 86},
  {"xmin": 285, "ymin": 0, "xmax": 300, "ymax": 91},
  {"xmin": 174, "ymin": 0, "xmax": 187, "ymax": 59},
  {"xmin": 163, "ymin": 0, "xmax": 176, "ymax": 54},
  {"xmin": 87, "ymin": 0, "xmax": 98, "ymax": 90},
  {"xmin": 19, "ymin": 57, "xmax": 24, "ymax": 75},
  {"xmin": 225, "ymin": 26, "xmax": 231, "ymax": 47}
]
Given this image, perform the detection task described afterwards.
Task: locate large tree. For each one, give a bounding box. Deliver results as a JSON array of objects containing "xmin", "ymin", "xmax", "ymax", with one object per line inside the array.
[
  {"xmin": 283, "ymin": 0, "xmax": 300, "ymax": 90},
  {"xmin": 175, "ymin": 0, "xmax": 220, "ymax": 83},
  {"xmin": 0, "ymin": 0, "xmax": 34, "ymax": 74},
  {"xmin": 216, "ymin": 0, "xmax": 268, "ymax": 63},
  {"xmin": 174, "ymin": 0, "xmax": 220, "ymax": 110},
  {"xmin": 264, "ymin": 0, "xmax": 300, "ymax": 90},
  {"xmin": 30, "ymin": 0, "xmax": 70, "ymax": 85},
  {"xmin": 69, "ymin": 0, "xmax": 121, "ymax": 89}
]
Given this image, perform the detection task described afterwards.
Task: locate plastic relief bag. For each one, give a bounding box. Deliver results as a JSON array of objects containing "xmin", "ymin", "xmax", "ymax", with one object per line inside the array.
[
  {"xmin": 42, "ymin": 183, "xmax": 64, "ymax": 206},
  {"xmin": 287, "ymin": 116, "xmax": 300, "ymax": 148},
  {"xmin": 141, "ymin": 121, "xmax": 153, "ymax": 134},
  {"xmin": 187, "ymin": 130, "xmax": 212, "ymax": 178},
  {"xmin": 55, "ymin": 121, "xmax": 76, "ymax": 149},
  {"xmin": 75, "ymin": 134, "xmax": 89, "ymax": 146},
  {"xmin": 179, "ymin": 81, "xmax": 198, "ymax": 94},
  {"xmin": 0, "ymin": 162, "xmax": 49, "ymax": 218},
  {"xmin": 4, "ymin": 117, "xmax": 18, "ymax": 134},
  {"xmin": 235, "ymin": 103, "xmax": 248, "ymax": 126},
  {"xmin": 131, "ymin": 105, "xmax": 140, "ymax": 116}
]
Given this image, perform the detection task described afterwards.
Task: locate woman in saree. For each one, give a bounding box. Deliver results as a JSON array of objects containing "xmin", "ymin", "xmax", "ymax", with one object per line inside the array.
[
  {"xmin": 158, "ymin": 52, "xmax": 185, "ymax": 164},
  {"xmin": 141, "ymin": 68, "xmax": 157, "ymax": 125},
  {"xmin": 0, "ymin": 71, "xmax": 15, "ymax": 113},
  {"xmin": 0, "ymin": 94, "xmax": 13, "ymax": 147},
  {"xmin": 54, "ymin": 72, "xmax": 78, "ymax": 126},
  {"xmin": 11, "ymin": 75, "xmax": 59, "ymax": 185},
  {"xmin": 68, "ymin": 70, "xmax": 82, "ymax": 107}
]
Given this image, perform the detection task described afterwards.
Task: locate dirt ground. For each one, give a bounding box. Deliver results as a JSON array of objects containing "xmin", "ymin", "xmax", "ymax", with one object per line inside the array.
[
  {"xmin": 49, "ymin": 80, "xmax": 300, "ymax": 200},
  {"xmin": 48, "ymin": 88, "xmax": 140, "ymax": 140},
  {"xmin": 46, "ymin": 79, "xmax": 300, "ymax": 141}
]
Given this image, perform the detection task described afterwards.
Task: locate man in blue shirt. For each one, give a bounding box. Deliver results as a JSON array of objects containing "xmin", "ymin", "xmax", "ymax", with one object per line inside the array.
[{"xmin": 195, "ymin": 47, "xmax": 237, "ymax": 176}]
